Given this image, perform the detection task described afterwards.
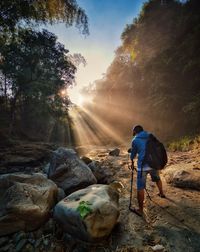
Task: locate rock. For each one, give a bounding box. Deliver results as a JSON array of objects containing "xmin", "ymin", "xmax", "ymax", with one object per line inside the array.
[
  {"xmin": 48, "ymin": 148, "xmax": 97, "ymax": 195},
  {"xmin": 151, "ymin": 244, "xmax": 165, "ymax": 252},
  {"xmin": 0, "ymin": 173, "xmax": 58, "ymax": 236},
  {"xmin": 0, "ymin": 142, "xmax": 56, "ymax": 174},
  {"xmin": 81, "ymin": 156, "xmax": 92, "ymax": 165},
  {"xmin": 109, "ymin": 148, "xmax": 120, "ymax": 156},
  {"xmin": 42, "ymin": 218, "xmax": 55, "ymax": 234},
  {"xmin": 88, "ymin": 161, "xmax": 114, "ymax": 184},
  {"xmin": 163, "ymin": 163, "xmax": 200, "ymax": 190},
  {"xmin": 57, "ymin": 188, "xmax": 66, "ymax": 202},
  {"xmin": 54, "ymin": 183, "xmax": 120, "ymax": 242},
  {"xmin": 43, "ymin": 163, "xmax": 50, "ymax": 174}
]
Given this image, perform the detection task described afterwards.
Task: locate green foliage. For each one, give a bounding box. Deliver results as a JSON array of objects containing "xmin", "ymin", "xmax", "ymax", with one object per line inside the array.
[
  {"xmin": 168, "ymin": 134, "xmax": 200, "ymax": 151},
  {"xmin": 76, "ymin": 201, "xmax": 92, "ymax": 219},
  {"xmin": 168, "ymin": 136, "xmax": 193, "ymax": 151},
  {"xmin": 0, "ymin": 0, "xmax": 88, "ymax": 34}
]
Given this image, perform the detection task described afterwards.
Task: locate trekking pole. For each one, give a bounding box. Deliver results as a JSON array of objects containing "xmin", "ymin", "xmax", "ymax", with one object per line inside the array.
[
  {"xmin": 145, "ymin": 187, "xmax": 152, "ymax": 201},
  {"xmin": 129, "ymin": 164, "xmax": 134, "ymax": 209}
]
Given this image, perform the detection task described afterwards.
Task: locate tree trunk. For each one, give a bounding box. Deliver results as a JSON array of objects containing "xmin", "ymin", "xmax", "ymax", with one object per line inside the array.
[
  {"xmin": 9, "ymin": 91, "xmax": 19, "ymax": 136},
  {"xmin": 4, "ymin": 74, "xmax": 7, "ymax": 106}
]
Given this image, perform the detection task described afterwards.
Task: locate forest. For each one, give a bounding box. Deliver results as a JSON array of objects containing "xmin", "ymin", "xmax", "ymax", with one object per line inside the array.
[
  {"xmin": 91, "ymin": 0, "xmax": 200, "ymax": 141},
  {"xmin": 0, "ymin": 0, "xmax": 88, "ymax": 145}
]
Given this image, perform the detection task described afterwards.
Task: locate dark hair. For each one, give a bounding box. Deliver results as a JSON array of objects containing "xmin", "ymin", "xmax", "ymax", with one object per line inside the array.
[{"xmin": 133, "ymin": 125, "xmax": 143, "ymax": 134}]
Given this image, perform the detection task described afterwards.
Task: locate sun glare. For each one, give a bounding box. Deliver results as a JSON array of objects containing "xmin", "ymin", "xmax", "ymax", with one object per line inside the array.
[{"xmin": 68, "ymin": 86, "xmax": 84, "ymax": 106}]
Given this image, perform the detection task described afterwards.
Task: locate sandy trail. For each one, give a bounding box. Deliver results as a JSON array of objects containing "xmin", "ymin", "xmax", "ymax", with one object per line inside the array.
[{"xmin": 87, "ymin": 147, "xmax": 200, "ymax": 252}]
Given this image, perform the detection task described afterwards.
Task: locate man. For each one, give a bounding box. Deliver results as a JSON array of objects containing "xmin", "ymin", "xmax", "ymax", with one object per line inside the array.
[{"xmin": 130, "ymin": 125, "xmax": 165, "ymax": 216}]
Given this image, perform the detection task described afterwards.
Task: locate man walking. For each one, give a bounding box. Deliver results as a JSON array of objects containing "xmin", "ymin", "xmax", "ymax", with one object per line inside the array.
[{"xmin": 130, "ymin": 125, "xmax": 165, "ymax": 216}]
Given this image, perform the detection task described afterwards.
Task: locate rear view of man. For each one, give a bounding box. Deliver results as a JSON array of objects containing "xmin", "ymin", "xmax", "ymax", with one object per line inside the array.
[{"xmin": 130, "ymin": 125, "xmax": 165, "ymax": 216}]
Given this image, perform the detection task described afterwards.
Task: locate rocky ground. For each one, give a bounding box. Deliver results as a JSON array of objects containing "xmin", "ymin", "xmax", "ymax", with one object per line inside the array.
[{"xmin": 0, "ymin": 142, "xmax": 200, "ymax": 252}]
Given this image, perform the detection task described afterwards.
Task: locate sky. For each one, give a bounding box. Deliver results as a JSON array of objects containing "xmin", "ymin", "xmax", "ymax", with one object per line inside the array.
[{"xmin": 47, "ymin": 0, "xmax": 145, "ymax": 94}]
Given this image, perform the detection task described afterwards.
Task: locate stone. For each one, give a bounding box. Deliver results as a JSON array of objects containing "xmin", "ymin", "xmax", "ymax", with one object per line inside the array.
[
  {"xmin": 163, "ymin": 163, "xmax": 200, "ymax": 190},
  {"xmin": 81, "ymin": 156, "xmax": 92, "ymax": 165},
  {"xmin": 54, "ymin": 183, "xmax": 120, "ymax": 242},
  {"xmin": 42, "ymin": 218, "xmax": 54, "ymax": 234},
  {"xmin": 48, "ymin": 148, "xmax": 97, "ymax": 195},
  {"xmin": 0, "ymin": 143, "xmax": 55, "ymax": 173},
  {"xmin": 88, "ymin": 161, "xmax": 114, "ymax": 184},
  {"xmin": 151, "ymin": 244, "xmax": 165, "ymax": 252},
  {"xmin": 109, "ymin": 148, "xmax": 120, "ymax": 156},
  {"xmin": 0, "ymin": 173, "xmax": 58, "ymax": 236},
  {"xmin": 57, "ymin": 188, "xmax": 66, "ymax": 202}
]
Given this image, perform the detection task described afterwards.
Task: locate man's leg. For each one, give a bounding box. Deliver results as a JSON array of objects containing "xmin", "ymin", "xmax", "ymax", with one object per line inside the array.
[
  {"xmin": 150, "ymin": 170, "xmax": 165, "ymax": 197},
  {"xmin": 136, "ymin": 171, "xmax": 147, "ymax": 215},
  {"xmin": 156, "ymin": 179, "xmax": 165, "ymax": 197},
  {"xmin": 137, "ymin": 189, "xmax": 144, "ymax": 214}
]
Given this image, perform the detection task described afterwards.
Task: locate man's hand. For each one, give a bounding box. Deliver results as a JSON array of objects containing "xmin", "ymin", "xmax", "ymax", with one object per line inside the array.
[{"xmin": 127, "ymin": 148, "xmax": 132, "ymax": 153}]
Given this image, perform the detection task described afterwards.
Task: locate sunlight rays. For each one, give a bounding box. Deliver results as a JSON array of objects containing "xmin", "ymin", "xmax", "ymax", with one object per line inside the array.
[{"xmin": 69, "ymin": 104, "xmax": 125, "ymax": 147}]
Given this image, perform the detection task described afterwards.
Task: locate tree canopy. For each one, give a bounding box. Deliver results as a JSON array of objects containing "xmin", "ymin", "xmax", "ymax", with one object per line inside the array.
[{"xmin": 0, "ymin": 0, "xmax": 88, "ymax": 34}]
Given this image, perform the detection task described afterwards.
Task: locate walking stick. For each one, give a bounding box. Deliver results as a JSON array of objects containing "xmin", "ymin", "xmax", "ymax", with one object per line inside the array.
[{"xmin": 129, "ymin": 165, "xmax": 134, "ymax": 209}]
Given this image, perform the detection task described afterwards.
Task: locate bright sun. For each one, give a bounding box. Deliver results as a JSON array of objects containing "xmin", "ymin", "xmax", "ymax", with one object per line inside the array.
[{"xmin": 68, "ymin": 86, "xmax": 84, "ymax": 106}]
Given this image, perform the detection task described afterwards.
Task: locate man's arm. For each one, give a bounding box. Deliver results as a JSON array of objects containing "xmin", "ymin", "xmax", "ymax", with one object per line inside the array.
[{"xmin": 130, "ymin": 140, "xmax": 137, "ymax": 163}]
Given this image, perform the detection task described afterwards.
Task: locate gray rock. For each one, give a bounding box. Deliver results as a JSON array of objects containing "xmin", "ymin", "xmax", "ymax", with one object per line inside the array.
[
  {"xmin": 88, "ymin": 161, "xmax": 114, "ymax": 184},
  {"xmin": 43, "ymin": 163, "xmax": 50, "ymax": 175},
  {"xmin": 109, "ymin": 148, "xmax": 120, "ymax": 156},
  {"xmin": 163, "ymin": 163, "xmax": 200, "ymax": 190},
  {"xmin": 57, "ymin": 188, "xmax": 66, "ymax": 202},
  {"xmin": 42, "ymin": 218, "xmax": 54, "ymax": 234},
  {"xmin": 54, "ymin": 183, "xmax": 120, "ymax": 242},
  {"xmin": 0, "ymin": 173, "xmax": 58, "ymax": 236},
  {"xmin": 48, "ymin": 148, "xmax": 97, "ymax": 195}
]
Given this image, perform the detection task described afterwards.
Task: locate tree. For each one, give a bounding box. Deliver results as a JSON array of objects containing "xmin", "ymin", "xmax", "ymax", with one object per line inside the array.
[
  {"xmin": 0, "ymin": 0, "xmax": 88, "ymax": 34},
  {"xmin": 0, "ymin": 29, "xmax": 76, "ymax": 136}
]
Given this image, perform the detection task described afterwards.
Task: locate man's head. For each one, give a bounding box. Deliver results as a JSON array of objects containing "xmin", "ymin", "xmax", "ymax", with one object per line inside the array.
[{"xmin": 133, "ymin": 125, "xmax": 144, "ymax": 136}]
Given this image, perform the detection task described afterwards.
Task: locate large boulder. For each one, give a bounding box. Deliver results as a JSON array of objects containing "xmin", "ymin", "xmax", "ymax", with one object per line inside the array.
[
  {"xmin": 53, "ymin": 184, "xmax": 120, "ymax": 242},
  {"xmin": 88, "ymin": 161, "xmax": 114, "ymax": 184},
  {"xmin": 0, "ymin": 142, "xmax": 56, "ymax": 174},
  {"xmin": 0, "ymin": 173, "xmax": 58, "ymax": 236},
  {"xmin": 47, "ymin": 148, "xmax": 97, "ymax": 195},
  {"xmin": 163, "ymin": 163, "xmax": 200, "ymax": 190}
]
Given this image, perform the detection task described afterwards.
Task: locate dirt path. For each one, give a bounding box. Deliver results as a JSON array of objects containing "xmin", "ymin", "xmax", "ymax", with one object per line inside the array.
[{"xmin": 87, "ymin": 148, "xmax": 200, "ymax": 252}]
